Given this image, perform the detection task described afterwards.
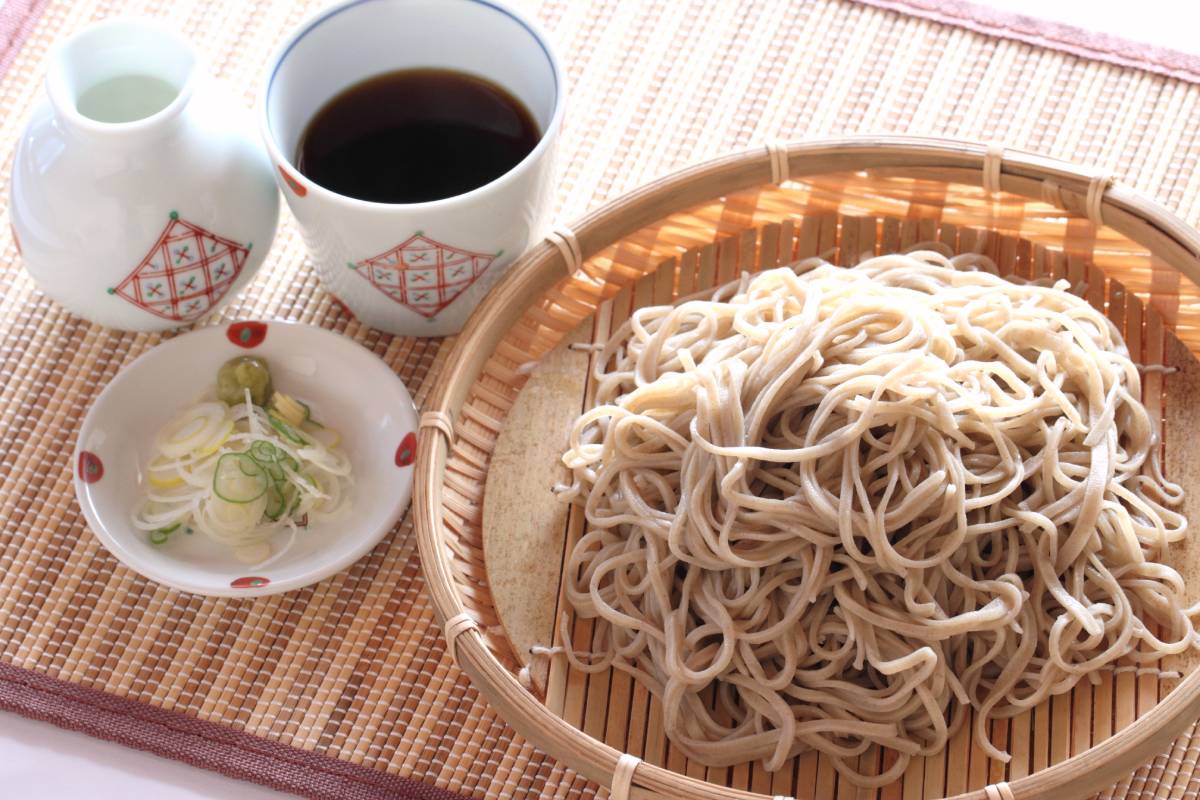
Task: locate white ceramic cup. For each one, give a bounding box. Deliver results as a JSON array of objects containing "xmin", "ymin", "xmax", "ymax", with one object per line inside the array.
[{"xmin": 260, "ymin": 0, "xmax": 564, "ymax": 336}]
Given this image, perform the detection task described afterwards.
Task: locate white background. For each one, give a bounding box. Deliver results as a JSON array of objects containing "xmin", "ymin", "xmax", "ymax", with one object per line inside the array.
[{"xmin": 1, "ymin": 0, "xmax": 1196, "ymax": 797}]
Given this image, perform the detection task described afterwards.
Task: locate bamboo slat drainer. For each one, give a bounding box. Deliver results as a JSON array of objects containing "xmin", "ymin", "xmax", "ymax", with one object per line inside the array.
[{"xmin": 413, "ymin": 136, "xmax": 1200, "ymax": 800}]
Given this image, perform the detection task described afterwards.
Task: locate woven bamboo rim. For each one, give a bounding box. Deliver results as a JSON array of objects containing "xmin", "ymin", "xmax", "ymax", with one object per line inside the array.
[{"xmin": 413, "ymin": 135, "xmax": 1200, "ymax": 800}]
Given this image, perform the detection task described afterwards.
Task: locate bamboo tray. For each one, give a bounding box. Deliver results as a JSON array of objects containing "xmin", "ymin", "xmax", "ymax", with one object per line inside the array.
[{"xmin": 413, "ymin": 136, "xmax": 1200, "ymax": 800}]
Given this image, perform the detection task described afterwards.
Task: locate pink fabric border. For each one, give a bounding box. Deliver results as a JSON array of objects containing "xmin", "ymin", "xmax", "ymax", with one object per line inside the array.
[
  {"xmin": 0, "ymin": 660, "xmax": 474, "ymax": 800},
  {"xmin": 0, "ymin": 0, "xmax": 51, "ymax": 82},
  {"xmin": 852, "ymin": 0, "xmax": 1200, "ymax": 84}
]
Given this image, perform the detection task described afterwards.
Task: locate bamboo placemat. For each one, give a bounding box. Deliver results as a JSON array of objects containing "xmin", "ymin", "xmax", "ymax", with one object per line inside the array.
[{"xmin": 4, "ymin": 1, "xmax": 1200, "ymax": 798}]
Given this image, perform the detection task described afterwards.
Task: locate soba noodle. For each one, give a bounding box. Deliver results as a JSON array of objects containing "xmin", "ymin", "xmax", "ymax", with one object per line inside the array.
[{"xmin": 555, "ymin": 250, "xmax": 1195, "ymax": 786}]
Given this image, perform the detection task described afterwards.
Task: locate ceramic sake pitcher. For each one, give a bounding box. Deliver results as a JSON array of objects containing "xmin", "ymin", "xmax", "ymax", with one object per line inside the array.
[{"xmin": 10, "ymin": 17, "xmax": 279, "ymax": 332}]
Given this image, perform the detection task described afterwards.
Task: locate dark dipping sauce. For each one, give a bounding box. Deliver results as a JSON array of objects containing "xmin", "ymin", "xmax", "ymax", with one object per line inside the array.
[{"xmin": 295, "ymin": 68, "xmax": 541, "ymax": 204}]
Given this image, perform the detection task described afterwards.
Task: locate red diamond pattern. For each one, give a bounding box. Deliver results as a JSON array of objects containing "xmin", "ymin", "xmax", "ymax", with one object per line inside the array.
[
  {"xmin": 352, "ymin": 233, "xmax": 496, "ymax": 318},
  {"xmin": 111, "ymin": 214, "xmax": 250, "ymax": 323}
]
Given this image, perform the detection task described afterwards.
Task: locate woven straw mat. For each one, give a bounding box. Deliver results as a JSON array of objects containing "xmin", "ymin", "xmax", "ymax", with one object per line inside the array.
[{"xmin": 3, "ymin": 1, "xmax": 1200, "ymax": 798}]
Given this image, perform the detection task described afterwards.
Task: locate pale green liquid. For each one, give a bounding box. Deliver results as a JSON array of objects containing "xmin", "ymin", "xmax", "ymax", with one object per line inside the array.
[{"xmin": 76, "ymin": 74, "xmax": 179, "ymax": 123}]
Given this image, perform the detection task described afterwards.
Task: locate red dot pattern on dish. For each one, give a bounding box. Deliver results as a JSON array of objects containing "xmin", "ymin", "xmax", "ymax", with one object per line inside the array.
[
  {"xmin": 230, "ymin": 576, "xmax": 270, "ymax": 589},
  {"xmin": 78, "ymin": 451, "xmax": 104, "ymax": 483},
  {"xmin": 279, "ymin": 166, "xmax": 307, "ymax": 197},
  {"xmin": 395, "ymin": 431, "xmax": 417, "ymax": 467},
  {"xmin": 227, "ymin": 321, "xmax": 268, "ymax": 348}
]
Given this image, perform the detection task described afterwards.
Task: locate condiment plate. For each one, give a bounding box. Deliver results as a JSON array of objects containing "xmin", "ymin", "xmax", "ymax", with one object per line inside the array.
[{"xmin": 74, "ymin": 320, "xmax": 417, "ymax": 597}]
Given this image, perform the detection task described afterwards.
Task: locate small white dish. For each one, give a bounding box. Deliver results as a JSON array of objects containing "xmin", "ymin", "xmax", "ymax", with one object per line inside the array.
[{"xmin": 74, "ymin": 320, "xmax": 417, "ymax": 597}]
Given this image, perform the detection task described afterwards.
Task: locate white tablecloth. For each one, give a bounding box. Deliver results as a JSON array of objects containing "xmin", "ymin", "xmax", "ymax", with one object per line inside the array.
[{"xmin": 0, "ymin": 710, "xmax": 293, "ymax": 799}]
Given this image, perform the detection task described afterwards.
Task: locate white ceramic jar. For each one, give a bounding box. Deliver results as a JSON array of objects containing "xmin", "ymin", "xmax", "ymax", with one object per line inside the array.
[{"xmin": 10, "ymin": 18, "xmax": 280, "ymax": 332}]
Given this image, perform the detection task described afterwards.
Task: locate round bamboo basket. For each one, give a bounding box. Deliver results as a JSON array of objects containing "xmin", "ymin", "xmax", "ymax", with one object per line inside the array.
[{"xmin": 413, "ymin": 135, "xmax": 1200, "ymax": 800}]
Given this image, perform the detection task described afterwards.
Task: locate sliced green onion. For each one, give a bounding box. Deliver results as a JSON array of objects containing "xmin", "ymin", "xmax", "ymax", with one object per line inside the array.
[
  {"xmin": 246, "ymin": 441, "xmax": 288, "ymax": 483},
  {"xmin": 149, "ymin": 523, "xmax": 180, "ymax": 545},
  {"xmin": 298, "ymin": 400, "xmax": 324, "ymax": 428},
  {"xmin": 249, "ymin": 440, "xmax": 282, "ymax": 463},
  {"xmin": 264, "ymin": 485, "xmax": 286, "ymax": 520},
  {"xmin": 261, "ymin": 461, "xmax": 286, "ymax": 483},
  {"xmin": 213, "ymin": 453, "xmax": 268, "ymax": 503},
  {"xmin": 267, "ymin": 409, "xmax": 307, "ymax": 445}
]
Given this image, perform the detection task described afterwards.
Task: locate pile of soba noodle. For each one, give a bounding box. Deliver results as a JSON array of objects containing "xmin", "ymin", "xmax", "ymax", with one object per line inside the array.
[{"xmin": 555, "ymin": 250, "xmax": 1196, "ymax": 786}]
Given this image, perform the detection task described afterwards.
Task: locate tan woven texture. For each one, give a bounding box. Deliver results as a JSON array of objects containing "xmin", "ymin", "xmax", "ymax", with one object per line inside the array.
[
  {"xmin": 3, "ymin": 1, "xmax": 1200, "ymax": 799},
  {"xmin": 437, "ymin": 186, "xmax": 1200, "ymax": 799}
]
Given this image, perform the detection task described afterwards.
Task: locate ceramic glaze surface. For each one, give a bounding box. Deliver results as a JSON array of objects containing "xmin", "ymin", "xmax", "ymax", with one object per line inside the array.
[
  {"xmin": 260, "ymin": 0, "xmax": 563, "ymax": 336},
  {"xmin": 74, "ymin": 321, "xmax": 418, "ymax": 597},
  {"xmin": 10, "ymin": 18, "xmax": 280, "ymax": 332}
]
